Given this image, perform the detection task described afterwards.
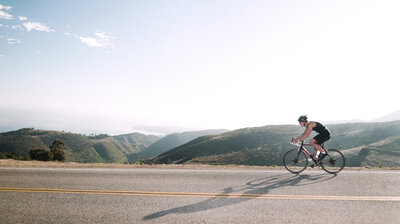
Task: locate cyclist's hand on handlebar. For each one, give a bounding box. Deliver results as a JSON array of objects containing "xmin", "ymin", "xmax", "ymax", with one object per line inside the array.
[{"xmin": 291, "ymin": 138, "xmax": 298, "ymax": 144}]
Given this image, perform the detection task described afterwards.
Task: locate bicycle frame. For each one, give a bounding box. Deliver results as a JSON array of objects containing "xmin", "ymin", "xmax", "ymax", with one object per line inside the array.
[{"xmin": 293, "ymin": 140, "xmax": 326, "ymax": 165}]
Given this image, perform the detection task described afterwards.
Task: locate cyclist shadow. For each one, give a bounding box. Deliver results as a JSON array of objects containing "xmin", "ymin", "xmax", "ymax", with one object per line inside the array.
[{"xmin": 142, "ymin": 172, "xmax": 336, "ymax": 221}]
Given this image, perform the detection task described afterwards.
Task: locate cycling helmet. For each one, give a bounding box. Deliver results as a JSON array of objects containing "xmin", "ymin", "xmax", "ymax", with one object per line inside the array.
[{"xmin": 298, "ymin": 115, "xmax": 308, "ymax": 122}]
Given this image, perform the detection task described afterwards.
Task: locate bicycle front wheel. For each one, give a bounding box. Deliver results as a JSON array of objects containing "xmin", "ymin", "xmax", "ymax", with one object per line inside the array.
[
  {"xmin": 320, "ymin": 149, "xmax": 345, "ymax": 174},
  {"xmin": 283, "ymin": 149, "xmax": 308, "ymax": 174}
]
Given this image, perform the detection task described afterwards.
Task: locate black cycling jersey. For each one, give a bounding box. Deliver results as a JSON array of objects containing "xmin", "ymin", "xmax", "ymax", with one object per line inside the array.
[
  {"xmin": 311, "ymin": 121, "xmax": 329, "ymax": 134},
  {"xmin": 310, "ymin": 121, "xmax": 330, "ymax": 145}
]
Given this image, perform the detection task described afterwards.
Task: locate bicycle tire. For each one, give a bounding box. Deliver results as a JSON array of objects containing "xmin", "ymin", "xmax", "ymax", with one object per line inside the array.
[
  {"xmin": 283, "ymin": 149, "xmax": 308, "ymax": 174},
  {"xmin": 320, "ymin": 149, "xmax": 345, "ymax": 174}
]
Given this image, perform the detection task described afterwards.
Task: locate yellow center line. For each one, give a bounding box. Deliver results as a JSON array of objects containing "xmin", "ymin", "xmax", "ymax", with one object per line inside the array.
[{"xmin": 1, "ymin": 187, "xmax": 400, "ymax": 201}]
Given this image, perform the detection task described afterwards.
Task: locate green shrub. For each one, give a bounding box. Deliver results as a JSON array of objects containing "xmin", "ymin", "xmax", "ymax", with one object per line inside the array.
[
  {"xmin": 0, "ymin": 153, "xmax": 7, "ymax": 159},
  {"xmin": 29, "ymin": 148, "xmax": 53, "ymax": 161}
]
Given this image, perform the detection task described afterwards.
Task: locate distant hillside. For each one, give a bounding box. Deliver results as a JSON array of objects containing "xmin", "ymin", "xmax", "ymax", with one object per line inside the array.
[
  {"xmin": 372, "ymin": 110, "xmax": 400, "ymax": 122},
  {"xmin": 147, "ymin": 125, "xmax": 301, "ymax": 165},
  {"xmin": 4, "ymin": 121, "xmax": 400, "ymax": 167},
  {"xmin": 147, "ymin": 121, "xmax": 400, "ymax": 167},
  {"xmin": 113, "ymin": 133, "xmax": 161, "ymax": 154},
  {"xmin": 0, "ymin": 128, "xmax": 160, "ymax": 163},
  {"xmin": 135, "ymin": 129, "xmax": 228, "ymax": 161},
  {"xmin": 324, "ymin": 109, "xmax": 400, "ymax": 124}
]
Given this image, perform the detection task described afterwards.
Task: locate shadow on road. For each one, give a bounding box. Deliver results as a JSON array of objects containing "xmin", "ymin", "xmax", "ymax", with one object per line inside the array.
[{"xmin": 143, "ymin": 172, "xmax": 336, "ymax": 220}]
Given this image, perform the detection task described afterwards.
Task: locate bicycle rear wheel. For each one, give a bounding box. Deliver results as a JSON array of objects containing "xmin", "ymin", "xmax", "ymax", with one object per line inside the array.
[
  {"xmin": 283, "ymin": 149, "xmax": 308, "ymax": 174},
  {"xmin": 320, "ymin": 149, "xmax": 345, "ymax": 174}
]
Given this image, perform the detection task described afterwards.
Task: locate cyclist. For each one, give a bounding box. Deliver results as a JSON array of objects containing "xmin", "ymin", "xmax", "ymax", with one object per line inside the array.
[{"xmin": 291, "ymin": 115, "xmax": 330, "ymax": 163}]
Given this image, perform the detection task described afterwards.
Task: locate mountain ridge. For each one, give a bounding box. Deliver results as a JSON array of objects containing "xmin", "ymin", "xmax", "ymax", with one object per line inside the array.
[
  {"xmin": 135, "ymin": 129, "xmax": 228, "ymax": 161},
  {"xmin": 0, "ymin": 128, "xmax": 228, "ymax": 163},
  {"xmin": 324, "ymin": 109, "xmax": 400, "ymax": 124},
  {"xmin": 147, "ymin": 121, "xmax": 400, "ymax": 167},
  {"xmin": 2, "ymin": 120, "xmax": 400, "ymax": 167},
  {"xmin": 0, "ymin": 128, "xmax": 161, "ymax": 163}
]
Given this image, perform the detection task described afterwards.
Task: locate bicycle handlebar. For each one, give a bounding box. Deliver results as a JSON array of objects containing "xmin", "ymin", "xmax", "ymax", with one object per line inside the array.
[
  {"xmin": 290, "ymin": 142, "xmax": 301, "ymax": 147},
  {"xmin": 290, "ymin": 138, "xmax": 303, "ymax": 147}
]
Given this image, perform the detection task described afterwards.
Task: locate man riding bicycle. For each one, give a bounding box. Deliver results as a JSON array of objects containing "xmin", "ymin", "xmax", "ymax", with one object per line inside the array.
[{"xmin": 291, "ymin": 115, "xmax": 331, "ymax": 163}]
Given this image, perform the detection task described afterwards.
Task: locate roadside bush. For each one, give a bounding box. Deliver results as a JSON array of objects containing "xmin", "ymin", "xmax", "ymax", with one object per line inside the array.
[
  {"xmin": 0, "ymin": 153, "xmax": 7, "ymax": 159},
  {"xmin": 29, "ymin": 148, "xmax": 53, "ymax": 161},
  {"xmin": 0, "ymin": 152, "xmax": 26, "ymax": 160}
]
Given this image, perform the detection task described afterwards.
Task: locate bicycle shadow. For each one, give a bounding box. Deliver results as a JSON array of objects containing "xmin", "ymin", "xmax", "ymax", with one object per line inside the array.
[{"xmin": 143, "ymin": 172, "xmax": 336, "ymax": 221}]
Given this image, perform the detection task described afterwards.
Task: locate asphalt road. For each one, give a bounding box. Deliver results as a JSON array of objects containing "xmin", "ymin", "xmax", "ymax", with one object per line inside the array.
[{"xmin": 1, "ymin": 167, "xmax": 400, "ymax": 224}]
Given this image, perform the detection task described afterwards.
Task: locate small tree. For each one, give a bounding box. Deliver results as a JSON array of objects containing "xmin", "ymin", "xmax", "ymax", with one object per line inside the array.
[{"xmin": 50, "ymin": 140, "xmax": 65, "ymax": 161}]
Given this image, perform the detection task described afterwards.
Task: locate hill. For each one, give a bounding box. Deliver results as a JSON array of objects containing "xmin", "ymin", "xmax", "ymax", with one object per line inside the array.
[
  {"xmin": 0, "ymin": 128, "xmax": 161, "ymax": 163},
  {"xmin": 135, "ymin": 129, "xmax": 228, "ymax": 161},
  {"xmin": 147, "ymin": 121, "xmax": 400, "ymax": 167},
  {"xmin": 372, "ymin": 110, "xmax": 400, "ymax": 122},
  {"xmin": 3, "ymin": 121, "xmax": 400, "ymax": 167},
  {"xmin": 324, "ymin": 109, "xmax": 400, "ymax": 124}
]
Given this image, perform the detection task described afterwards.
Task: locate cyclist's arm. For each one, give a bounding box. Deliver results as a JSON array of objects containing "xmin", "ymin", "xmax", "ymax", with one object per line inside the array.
[{"xmin": 293, "ymin": 122, "xmax": 315, "ymax": 142}]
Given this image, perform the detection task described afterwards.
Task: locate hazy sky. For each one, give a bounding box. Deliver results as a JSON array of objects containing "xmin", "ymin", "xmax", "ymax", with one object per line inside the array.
[{"xmin": 1, "ymin": 0, "xmax": 399, "ymax": 135}]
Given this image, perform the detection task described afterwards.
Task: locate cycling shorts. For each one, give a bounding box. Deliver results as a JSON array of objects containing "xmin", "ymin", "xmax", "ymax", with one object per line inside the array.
[{"xmin": 313, "ymin": 131, "xmax": 331, "ymax": 145}]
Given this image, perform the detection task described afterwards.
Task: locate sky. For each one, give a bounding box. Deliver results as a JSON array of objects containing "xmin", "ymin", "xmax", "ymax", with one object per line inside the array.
[{"xmin": 1, "ymin": 0, "xmax": 400, "ymax": 135}]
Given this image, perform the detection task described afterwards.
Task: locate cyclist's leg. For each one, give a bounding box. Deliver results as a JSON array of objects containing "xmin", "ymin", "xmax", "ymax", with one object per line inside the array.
[
  {"xmin": 310, "ymin": 138, "xmax": 323, "ymax": 159},
  {"xmin": 311, "ymin": 134, "xmax": 324, "ymax": 154},
  {"xmin": 312, "ymin": 134, "xmax": 330, "ymax": 161},
  {"xmin": 311, "ymin": 133, "xmax": 331, "ymax": 162}
]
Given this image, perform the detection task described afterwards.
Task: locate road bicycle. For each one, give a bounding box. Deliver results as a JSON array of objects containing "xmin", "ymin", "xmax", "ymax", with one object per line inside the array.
[{"xmin": 283, "ymin": 140, "xmax": 345, "ymax": 174}]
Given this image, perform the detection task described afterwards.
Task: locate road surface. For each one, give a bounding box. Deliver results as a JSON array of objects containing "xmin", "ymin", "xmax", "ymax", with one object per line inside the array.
[{"xmin": 1, "ymin": 167, "xmax": 400, "ymax": 223}]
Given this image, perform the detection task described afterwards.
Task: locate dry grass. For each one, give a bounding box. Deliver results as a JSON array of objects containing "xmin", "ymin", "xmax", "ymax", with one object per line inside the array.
[
  {"xmin": 1, "ymin": 159, "xmax": 398, "ymax": 171},
  {"xmin": 0, "ymin": 159, "xmax": 281, "ymax": 170}
]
